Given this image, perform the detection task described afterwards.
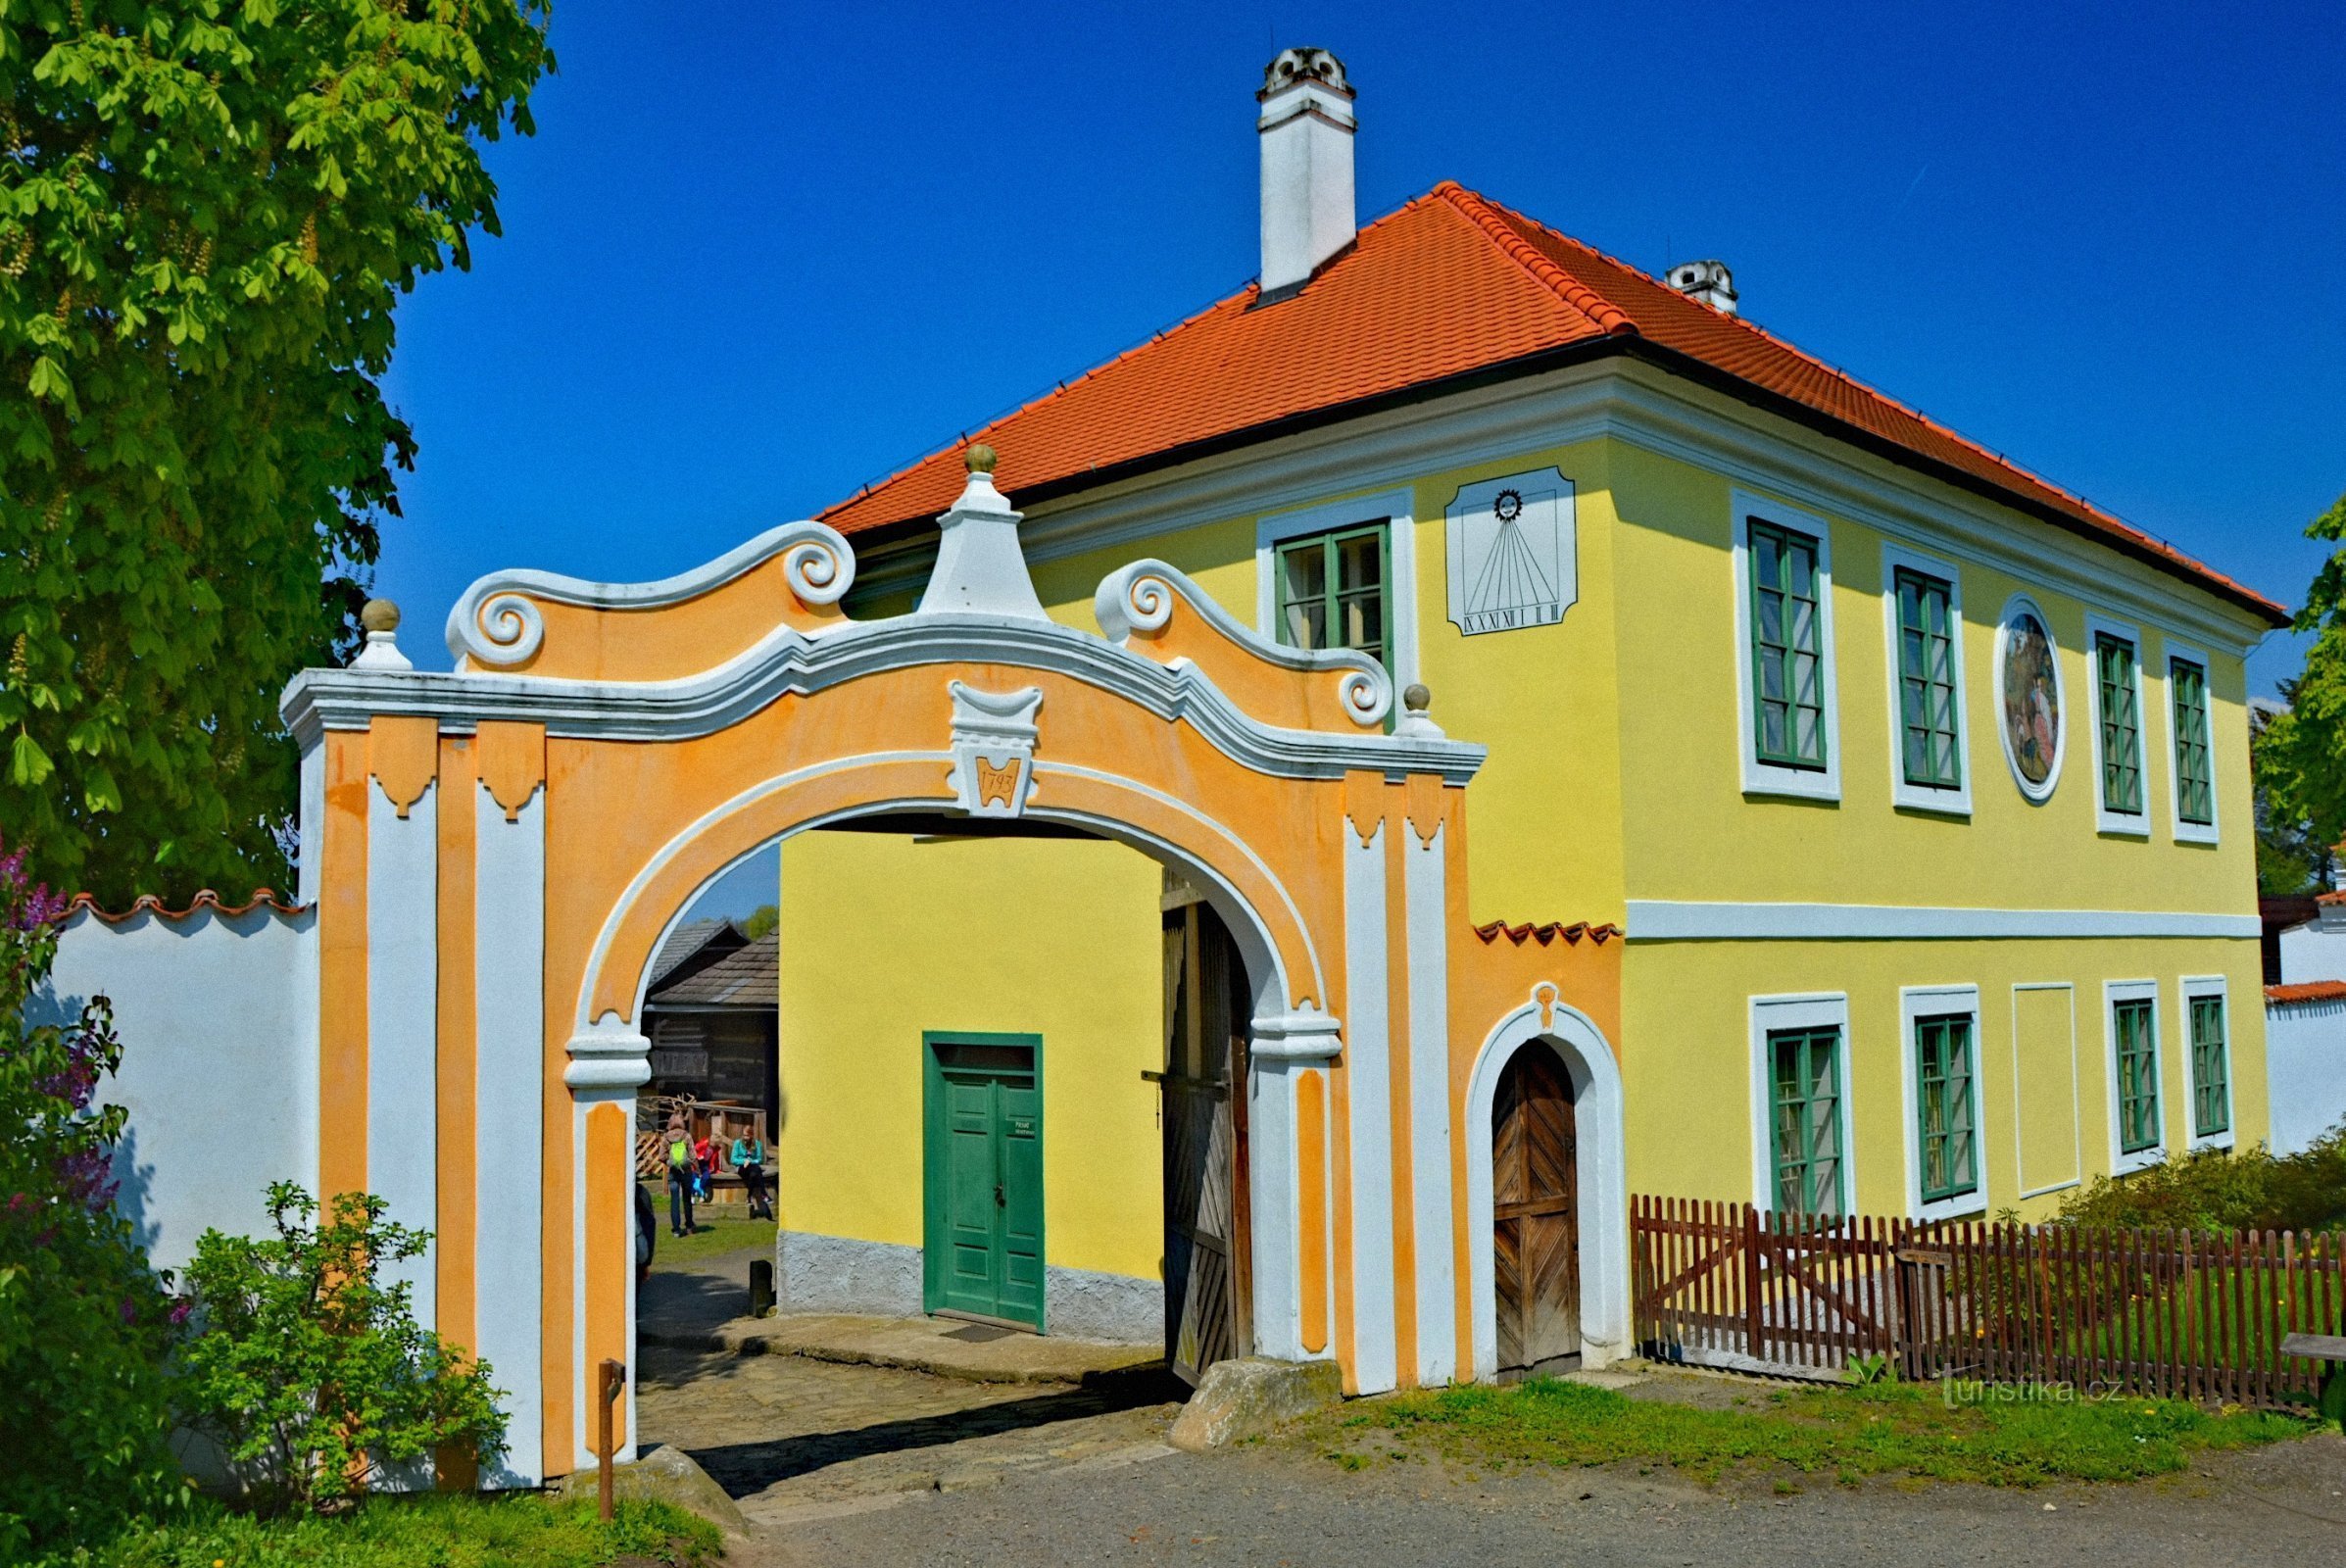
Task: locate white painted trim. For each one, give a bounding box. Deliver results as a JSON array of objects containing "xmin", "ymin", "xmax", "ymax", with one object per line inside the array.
[
  {"xmin": 2163, "ymin": 639, "xmax": 2222, "ymax": 846},
  {"xmin": 1896, "ymin": 984, "xmax": 1987, "ymax": 1221},
  {"xmin": 2102, "ymin": 978, "xmax": 2166, "ymax": 1176},
  {"xmin": 296, "ymin": 738, "xmax": 326, "ymax": 906},
  {"xmin": 2008, "ymin": 982, "xmax": 2083, "ymax": 1200},
  {"xmin": 2180, "ymin": 973, "xmax": 2235, "ymax": 1152},
  {"xmin": 1098, "ymin": 559, "xmax": 1390, "ymax": 725},
  {"xmin": 1626, "ymin": 900, "xmax": 2260, "ymax": 942},
  {"xmin": 367, "ymin": 777, "xmax": 438, "ymax": 1330},
  {"xmin": 1246, "ymin": 1051, "xmax": 1308, "ymax": 1362},
  {"xmin": 1730, "ymin": 492, "xmax": 1843, "ymax": 802},
  {"xmin": 1252, "ymin": 486, "xmax": 1420, "ymax": 689},
  {"xmin": 1879, "ymin": 542, "xmax": 1973, "ymax": 817},
  {"xmin": 2083, "ymin": 612, "xmax": 2151, "ymax": 837},
  {"xmin": 1992, "ymin": 593, "xmax": 2067, "ymax": 805},
  {"xmin": 1746, "ymin": 993, "xmax": 1858, "ymax": 1214},
  {"xmin": 474, "ymin": 783, "xmax": 545, "ymax": 1488},
  {"xmin": 1341, "ymin": 819, "xmax": 1397, "ymax": 1396},
  {"xmin": 1462, "ymin": 994, "xmax": 1630, "ymax": 1377},
  {"xmin": 1403, "ymin": 823, "xmax": 1456, "ymax": 1386}
]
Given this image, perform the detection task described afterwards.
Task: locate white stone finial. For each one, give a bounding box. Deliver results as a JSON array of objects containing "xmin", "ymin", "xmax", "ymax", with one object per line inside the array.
[
  {"xmin": 916, "ymin": 447, "xmax": 1050, "ymax": 620},
  {"xmin": 352, "ymin": 597, "xmax": 414, "ymax": 671}
]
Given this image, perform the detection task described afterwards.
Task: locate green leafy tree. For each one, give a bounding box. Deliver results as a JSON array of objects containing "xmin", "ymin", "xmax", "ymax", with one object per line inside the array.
[
  {"xmin": 0, "ymin": 1, "xmax": 554, "ymax": 905},
  {"xmin": 0, "ymin": 836, "xmax": 182, "ymax": 1557},
  {"xmin": 178, "ymin": 1181, "xmax": 506, "ymax": 1515},
  {"xmin": 738, "ymin": 903, "xmax": 779, "ymax": 942},
  {"xmin": 2258, "ymin": 491, "xmax": 2346, "ymax": 878},
  {"xmin": 2253, "ymin": 692, "xmax": 2336, "ymax": 895}
]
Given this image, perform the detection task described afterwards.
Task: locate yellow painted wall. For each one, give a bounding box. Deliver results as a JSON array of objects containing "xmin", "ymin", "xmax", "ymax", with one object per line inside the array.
[
  {"xmin": 1620, "ymin": 936, "xmax": 2269, "ymax": 1217},
  {"xmin": 774, "ymin": 829, "xmax": 1165, "ymax": 1281}
]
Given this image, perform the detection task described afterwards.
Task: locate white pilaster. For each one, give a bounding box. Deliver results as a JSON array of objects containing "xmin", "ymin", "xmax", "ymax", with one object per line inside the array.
[
  {"xmin": 1247, "ymin": 1008, "xmax": 1341, "ymax": 1362},
  {"xmin": 1341, "ymin": 822, "xmax": 1397, "ymax": 1395},
  {"xmin": 367, "ymin": 778, "xmax": 438, "ymax": 1328},
  {"xmin": 474, "ymin": 784, "xmax": 545, "ymax": 1488},
  {"xmin": 1404, "ymin": 822, "xmax": 1456, "ymax": 1385}
]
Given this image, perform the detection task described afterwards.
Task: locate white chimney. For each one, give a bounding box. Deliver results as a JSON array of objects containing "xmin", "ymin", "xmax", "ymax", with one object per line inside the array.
[
  {"xmin": 1666, "ymin": 259, "xmax": 1738, "ymax": 316},
  {"xmin": 1257, "ymin": 47, "xmax": 1356, "ymax": 296}
]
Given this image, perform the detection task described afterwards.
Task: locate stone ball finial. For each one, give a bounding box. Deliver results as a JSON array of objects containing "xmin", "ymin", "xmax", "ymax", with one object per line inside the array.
[
  {"xmin": 1402, "ymin": 682, "xmax": 1432, "ymax": 714},
  {"xmin": 360, "ymin": 598, "xmax": 401, "ymax": 634},
  {"xmin": 963, "ymin": 443, "xmax": 999, "ymax": 475}
]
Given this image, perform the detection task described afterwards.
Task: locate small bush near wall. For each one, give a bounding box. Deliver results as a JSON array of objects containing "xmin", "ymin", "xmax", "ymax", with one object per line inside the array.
[
  {"xmin": 2050, "ymin": 1127, "xmax": 2346, "ymax": 1234},
  {"xmin": 0, "ymin": 840, "xmax": 184, "ymax": 1558},
  {"xmin": 177, "ymin": 1183, "xmax": 507, "ymax": 1515}
]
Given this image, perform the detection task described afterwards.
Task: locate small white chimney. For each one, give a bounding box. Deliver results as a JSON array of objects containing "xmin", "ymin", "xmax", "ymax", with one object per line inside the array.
[
  {"xmin": 1257, "ymin": 47, "xmax": 1356, "ymax": 296},
  {"xmin": 1666, "ymin": 259, "xmax": 1738, "ymax": 315}
]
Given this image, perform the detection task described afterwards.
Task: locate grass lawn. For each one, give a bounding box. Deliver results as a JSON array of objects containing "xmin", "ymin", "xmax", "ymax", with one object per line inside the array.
[
  {"xmin": 1311, "ymin": 1374, "xmax": 2321, "ymax": 1488},
  {"xmin": 644, "ymin": 1189, "xmax": 775, "ymax": 1271},
  {"xmin": 57, "ymin": 1494, "xmax": 721, "ymax": 1568}
]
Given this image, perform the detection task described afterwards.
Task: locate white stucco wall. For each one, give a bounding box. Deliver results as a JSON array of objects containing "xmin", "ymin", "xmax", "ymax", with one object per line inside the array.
[
  {"xmin": 2266, "ymin": 997, "xmax": 2346, "ymax": 1156},
  {"xmin": 2277, "ymin": 920, "xmax": 2346, "ymax": 987},
  {"xmin": 37, "ymin": 904, "xmax": 317, "ymax": 1275}
]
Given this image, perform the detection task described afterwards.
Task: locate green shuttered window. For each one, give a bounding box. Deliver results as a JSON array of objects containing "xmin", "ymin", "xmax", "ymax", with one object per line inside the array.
[
  {"xmin": 2114, "ymin": 997, "xmax": 2161, "ymax": 1154},
  {"xmin": 1913, "ymin": 1012, "xmax": 1979, "ymax": 1204},
  {"xmin": 2190, "ymin": 995, "xmax": 2230, "ymax": 1139},
  {"xmin": 1749, "ymin": 521, "xmax": 1828, "ymax": 770},
  {"xmin": 2172, "ymin": 659, "xmax": 2214, "ymax": 826},
  {"xmin": 1895, "ymin": 567, "xmax": 1961, "ymax": 790},
  {"xmin": 1769, "ymin": 1025, "xmax": 1844, "ymax": 1214},
  {"xmin": 2095, "ymin": 633, "xmax": 2144, "ymax": 816},
  {"xmin": 1274, "ymin": 522, "xmax": 1390, "ymax": 671}
]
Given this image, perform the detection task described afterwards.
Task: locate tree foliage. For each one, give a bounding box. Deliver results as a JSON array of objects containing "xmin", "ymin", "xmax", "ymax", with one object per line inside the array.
[
  {"xmin": 178, "ymin": 1181, "xmax": 506, "ymax": 1515},
  {"xmin": 0, "ymin": 1, "xmax": 553, "ymax": 904},
  {"xmin": 0, "ymin": 836, "xmax": 182, "ymax": 1557},
  {"xmin": 2256, "ymin": 490, "xmax": 2346, "ymax": 877}
]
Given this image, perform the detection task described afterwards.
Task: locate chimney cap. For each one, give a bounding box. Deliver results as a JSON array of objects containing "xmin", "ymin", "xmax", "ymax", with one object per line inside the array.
[
  {"xmin": 1260, "ymin": 46, "xmax": 1350, "ymax": 99},
  {"xmin": 1665, "ymin": 259, "xmax": 1738, "ymax": 316}
]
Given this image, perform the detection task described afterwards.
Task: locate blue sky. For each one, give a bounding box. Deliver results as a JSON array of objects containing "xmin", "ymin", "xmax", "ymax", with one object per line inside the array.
[{"xmin": 377, "ymin": 3, "xmax": 2343, "ymax": 911}]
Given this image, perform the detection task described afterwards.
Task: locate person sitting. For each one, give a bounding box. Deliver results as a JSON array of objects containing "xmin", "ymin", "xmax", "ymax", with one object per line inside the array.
[{"xmin": 732, "ymin": 1130, "xmax": 772, "ymax": 1221}]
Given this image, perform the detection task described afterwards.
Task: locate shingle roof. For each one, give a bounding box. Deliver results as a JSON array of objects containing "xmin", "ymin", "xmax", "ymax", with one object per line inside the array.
[
  {"xmin": 649, "ymin": 917, "xmax": 735, "ymax": 990},
  {"xmin": 822, "ymin": 182, "xmax": 2282, "ymax": 625},
  {"xmin": 647, "ymin": 931, "xmax": 777, "ymax": 1008}
]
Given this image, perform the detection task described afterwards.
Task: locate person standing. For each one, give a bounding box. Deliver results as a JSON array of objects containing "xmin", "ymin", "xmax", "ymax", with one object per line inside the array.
[
  {"xmin": 732, "ymin": 1129, "xmax": 772, "ymax": 1221},
  {"xmin": 665, "ymin": 1115, "xmax": 698, "ymax": 1237}
]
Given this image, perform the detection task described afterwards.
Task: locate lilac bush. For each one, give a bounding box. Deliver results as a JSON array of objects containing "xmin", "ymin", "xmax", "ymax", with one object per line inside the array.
[{"xmin": 0, "ymin": 838, "xmax": 181, "ymax": 1555}]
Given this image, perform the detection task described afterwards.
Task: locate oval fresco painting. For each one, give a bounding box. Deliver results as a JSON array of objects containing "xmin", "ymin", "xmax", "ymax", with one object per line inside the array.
[{"xmin": 1997, "ymin": 599, "xmax": 2063, "ymax": 800}]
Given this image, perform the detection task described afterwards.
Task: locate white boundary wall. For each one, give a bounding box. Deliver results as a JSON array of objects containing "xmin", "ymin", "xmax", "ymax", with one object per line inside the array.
[{"xmin": 2266, "ymin": 993, "xmax": 2346, "ymax": 1156}]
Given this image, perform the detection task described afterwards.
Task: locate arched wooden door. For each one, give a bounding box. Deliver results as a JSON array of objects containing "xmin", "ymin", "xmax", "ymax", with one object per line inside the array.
[{"xmin": 1492, "ymin": 1042, "xmax": 1580, "ymax": 1377}]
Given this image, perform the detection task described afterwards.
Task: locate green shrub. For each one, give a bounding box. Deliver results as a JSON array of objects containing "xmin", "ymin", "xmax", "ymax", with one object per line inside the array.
[
  {"xmin": 0, "ymin": 840, "xmax": 183, "ymax": 1557},
  {"xmin": 178, "ymin": 1183, "xmax": 507, "ymax": 1514},
  {"xmin": 2050, "ymin": 1127, "xmax": 2346, "ymax": 1234}
]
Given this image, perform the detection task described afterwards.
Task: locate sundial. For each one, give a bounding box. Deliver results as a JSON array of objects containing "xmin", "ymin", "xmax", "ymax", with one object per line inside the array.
[{"xmin": 1445, "ymin": 469, "xmax": 1577, "ymax": 636}]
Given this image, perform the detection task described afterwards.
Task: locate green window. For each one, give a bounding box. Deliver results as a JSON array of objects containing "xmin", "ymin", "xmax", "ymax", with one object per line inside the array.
[
  {"xmin": 1748, "ymin": 520, "xmax": 1828, "ymax": 770},
  {"xmin": 1274, "ymin": 522, "xmax": 1390, "ymax": 670},
  {"xmin": 2113, "ymin": 997, "xmax": 2161, "ymax": 1154},
  {"xmin": 1768, "ymin": 1025, "xmax": 1844, "ymax": 1214},
  {"xmin": 2095, "ymin": 633, "xmax": 2143, "ymax": 815},
  {"xmin": 1895, "ymin": 567, "xmax": 1961, "ymax": 790},
  {"xmin": 2189, "ymin": 995, "xmax": 2229, "ymax": 1138},
  {"xmin": 2172, "ymin": 659, "xmax": 2214, "ymax": 826},
  {"xmin": 1913, "ymin": 1012, "xmax": 1979, "ymax": 1204}
]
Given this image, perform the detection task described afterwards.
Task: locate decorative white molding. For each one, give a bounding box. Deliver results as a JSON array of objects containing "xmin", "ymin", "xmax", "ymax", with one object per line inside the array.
[
  {"xmin": 1342, "ymin": 817, "xmax": 1397, "ymax": 1396},
  {"xmin": 1403, "ymin": 823, "xmax": 1455, "ymax": 1386},
  {"xmin": 1250, "ymin": 487, "xmax": 1420, "ymax": 692},
  {"xmin": 367, "ymin": 776, "xmax": 438, "ymax": 1329},
  {"xmin": 917, "ymin": 466, "xmax": 1050, "ymax": 620},
  {"xmin": 2102, "ymin": 978, "xmax": 2165, "ymax": 1176},
  {"xmin": 444, "ymin": 519, "xmax": 856, "ymax": 669},
  {"xmin": 946, "ymin": 682, "xmax": 1043, "ymax": 817},
  {"xmin": 1444, "ymin": 468, "xmax": 1576, "ymax": 636},
  {"xmin": 1101, "ymin": 558, "xmax": 1393, "ymax": 727},
  {"xmin": 1993, "ymin": 593, "xmax": 2066, "ymax": 805},
  {"xmin": 1626, "ymin": 900, "xmax": 2259, "ymax": 942},
  {"xmin": 2008, "ymin": 981, "xmax": 2083, "ymax": 1200},
  {"xmin": 1896, "ymin": 984, "xmax": 1987, "ymax": 1222},
  {"xmin": 1247, "ymin": 1004, "xmax": 1345, "ymax": 1061},
  {"xmin": 1462, "ymin": 989, "xmax": 1630, "ymax": 1376},
  {"xmin": 1730, "ymin": 491, "xmax": 1843, "ymax": 803},
  {"xmin": 1879, "ymin": 541, "xmax": 1973, "ymax": 818},
  {"xmin": 563, "ymin": 1012, "xmax": 651, "ymax": 1090},
  {"xmin": 473, "ymin": 781, "xmax": 545, "ymax": 1488},
  {"xmin": 2083, "ymin": 611, "xmax": 2151, "ymax": 838}
]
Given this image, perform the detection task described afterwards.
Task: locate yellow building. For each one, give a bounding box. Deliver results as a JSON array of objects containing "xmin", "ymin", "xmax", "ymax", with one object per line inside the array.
[{"xmin": 769, "ymin": 47, "xmax": 2282, "ymax": 1365}]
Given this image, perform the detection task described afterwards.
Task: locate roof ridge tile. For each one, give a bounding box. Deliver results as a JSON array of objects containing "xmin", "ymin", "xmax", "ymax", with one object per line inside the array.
[{"xmin": 1435, "ymin": 181, "xmax": 1637, "ymax": 338}]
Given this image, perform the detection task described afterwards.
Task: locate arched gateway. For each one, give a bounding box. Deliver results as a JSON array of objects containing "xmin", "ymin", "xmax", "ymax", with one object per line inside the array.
[{"xmin": 269, "ymin": 451, "xmax": 1624, "ymax": 1483}]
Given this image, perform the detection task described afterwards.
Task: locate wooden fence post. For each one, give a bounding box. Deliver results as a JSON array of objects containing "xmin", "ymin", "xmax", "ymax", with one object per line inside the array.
[{"xmin": 1742, "ymin": 1203, "xmax": 1765, "ymax": 1367}]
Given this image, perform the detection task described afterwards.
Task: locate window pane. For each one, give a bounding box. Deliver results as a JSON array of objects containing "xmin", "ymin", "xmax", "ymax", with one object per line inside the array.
[
  {"xmin": 1749, "ymin": 522, "xmax": 1828, "ymax": 772},
  {"xmin": 2097, "ymin": 635, "xmax": 2143, "ymax": 815},
  {"xmin": 1272, "ymin": 524, "xmax": 1389, "ymax": 671},
  {"xmin": 2190, "ymin": 995, "xmax": 2228, "ymax": 1137},
  {"xmin": 1769, "ymin": 1025, "xmax": 1843, "ymax": 1214},
  {"xmin": 1915, "ymin": 1013, "xmax": 1979, "ymax": 1202},
  {"xmin": 2173, "ymin": 660, "xmax": 2213, "ymax": 826},
  {"xmin": 2115, "ymin": 998, "xmax": 2160, "ymax": 1153},
  {"xmin": 1895, "ymin": 568, "xmax": 1961, "ymax": 790}
]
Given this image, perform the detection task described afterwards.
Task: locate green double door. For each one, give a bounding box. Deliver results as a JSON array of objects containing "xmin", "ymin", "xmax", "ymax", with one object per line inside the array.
[{"xmin": 922, "ymin": 1035, "xmax": 1045, "ymax": 1330}]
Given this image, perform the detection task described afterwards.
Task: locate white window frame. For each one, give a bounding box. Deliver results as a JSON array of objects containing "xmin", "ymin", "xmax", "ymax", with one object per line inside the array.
[
  {"xmin": 1899, "ymin": 984, "xmax": 1987, "ymax": 1221},
  {"xmin": 1731, "ymin": 491, "xmax": 1842, "ymax": 803},
  {"xmin": 2083, "ymin": 612, "xmax": 2150, "ymax": 838},
  {"xmin": 1992, "ymin": 592, "xmax": 2066, "ymax": 804},
  {"xmin": 2163, "ymin": 639, "xmax": 2221, "ymax": 846},
  {"xmin": 1254, "ymin": 487, "xmax": 1420, "ymax": 689},
  {"xmin": 2102, "ymin": 978, "xmax": 2164, "ymax": 1175},
  {"xmin": 2180, "ymin": 974, "xmax": 2234, "ymax": 1152},
  {"xmin": 1881, "ymin": 543, "xmax": 1972, "ymax": 817},
  {"xmin": 1748, "ymin": 992, "xmax": 1858, "ymax": 1214}
]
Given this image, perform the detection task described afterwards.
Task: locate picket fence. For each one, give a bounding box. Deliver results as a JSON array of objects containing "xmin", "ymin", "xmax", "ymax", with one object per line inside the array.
[{"xmin": 1631, "ymin": 1195, "xmax": 2345, "ymax": 1409}]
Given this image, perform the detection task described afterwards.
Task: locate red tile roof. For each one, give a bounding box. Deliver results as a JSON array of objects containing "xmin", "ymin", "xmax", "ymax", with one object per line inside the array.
[
  {"xmin": 67, "ymin": 889, "xmax": 307, "ymax": 923},
  {"xmin": 1474, "ymin": 919, "xmax": 1623, "ymax": 948},
  {"xmin": 822, "ymin": 182, "xmax": 2282, "ymax": 625},
  {"xmin": 2266, "ymin": 981, "xmax": 2346, "ymax": 1005}
]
